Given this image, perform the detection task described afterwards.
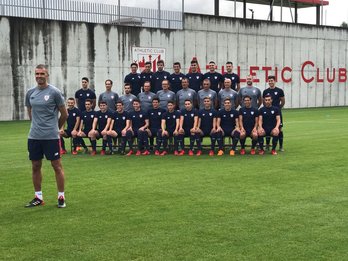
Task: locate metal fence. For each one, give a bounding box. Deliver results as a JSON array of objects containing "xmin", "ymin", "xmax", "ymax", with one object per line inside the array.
[{"xmin": 0, "ymin": 0, "xmax": 183, "ymax": 29}]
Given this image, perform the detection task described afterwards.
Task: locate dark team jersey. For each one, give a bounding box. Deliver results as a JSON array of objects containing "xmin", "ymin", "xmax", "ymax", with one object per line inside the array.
[
  {"xmin": 67, "ymin": 107, "xmax": 81, "ymax": 130},
  {"xmin": 239, "ymin": 107, "xmax": 259, "ymax": 131},
  {"xmin": 129, "ymin": 110, "xmax": 148, "ymax": 130},
  {"xmin": 198, "ymin": 108, "xmax": 217, "ymax": 132},
  {"xmin": 263, "ymin": 87, "xmax": 285, "ymax": 108},
  {"xmin": 181, "ymin": 108, "xmax": 198, "ymax": 131},
  {"xmin": 95, "ymin": 110, "xmax": 111, "ymax": 130},
  {"xmin": 223, "ymin": 73, "xmax": 240, "ymax": 91},
  {"xmin": 259, "ymin": 106, "xmax": 280, "ymax": 130},
  {"xmin": 186, "ymin": 72, "xmax": 203, "ymax": 92},
  {"xmin": 81, "ymin": 110, "xmax": 96, "ymax": 131},
  {"xmin": 162, "ymin": 110, "xmax": 181, "ymax": 132},
  {"xmin": 218, "ymin": 108, "xmax": 239, "ymax": 130},
  {"xmin": 148, "ymin": 108, "xmax": 166, "ymax": 130},
  {"xmin": 124, "ymin": 73, "xmax": 142, "ymax": 96},
  {"xmin": 140, "ymin": 71, "xmax": 153, "ymax": 90},
  {"xmin": 169, "ymin": 73, "xmax": 186, "ymax": 93},
  {"xmin": 75, "ymin": 89, "xmax": 96, "ymax": 112},
  {"xmin": 112, "ymin": 111, "xmax": 128, "ymax": 131},
  {"xmin": 152, "ymin": 70, "xmax": 171, "ymax": 93},
  {"xmin": 203, "ymin": 72, "xmax": 223, "ymax": 92}
]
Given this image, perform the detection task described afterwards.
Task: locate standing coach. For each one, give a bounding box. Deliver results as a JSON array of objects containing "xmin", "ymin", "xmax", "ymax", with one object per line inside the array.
[{"xmin": 25, "ymin": 64, "xmax": 68, "ymax": 208}]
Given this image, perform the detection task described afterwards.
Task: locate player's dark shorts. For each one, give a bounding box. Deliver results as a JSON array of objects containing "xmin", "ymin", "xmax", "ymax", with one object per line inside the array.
[
  {"xmin": 133, "ymin": 129, "xmax": 147, "ymax": 137},
  {"xmin": 221, "ymin": 128, "xmax": 234, "ymax": 136},
  {"xmin": 166, "ymin": 129, "xmax": 175, "ymax": 137},
  {"xmin": 96, "ymin": 129, "xmax": 107, "ymax": 138},
  {"xmin": 82, "ymin": 128, "xmax": 92, "ymax": 136},
  {"xmin": 64, "ymin": 129, "xmax": 73, "ymax": 137},
  {"xmin": 28, "ymin": 139, "xmax": 60, "ymax": 161},
  {"xmin": 263, "ymin": 127, "xmax": 274, "ymax": 137},
  {"xmin": 114, "ymin": 129, "xmax": 123, "ymax": 137},
  {"xmin": 201, "ymin": 129, "xmax": 212, "ymax": 137},
  {"xmin": 183, "ymin": 128, "xmax": 194, "ymax": 137},
  {"xmin": 149, "ymin": 128, "xmax": 159, "ymax": 137},
  {"xmin": 244, "ymin": 127, "xmax": 254, "ymax": 137}
]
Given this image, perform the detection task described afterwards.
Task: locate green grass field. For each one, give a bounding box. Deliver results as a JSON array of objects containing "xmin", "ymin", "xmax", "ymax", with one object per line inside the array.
[{"xmin": 1, "ymin": 107, "xmax": 348, "ymax": 260}]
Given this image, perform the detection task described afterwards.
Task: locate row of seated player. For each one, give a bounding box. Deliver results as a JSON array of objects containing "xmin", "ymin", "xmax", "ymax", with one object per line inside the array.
[{"xmin": 60, "ymin": 93, "xmax": 282, "ymax": 156}]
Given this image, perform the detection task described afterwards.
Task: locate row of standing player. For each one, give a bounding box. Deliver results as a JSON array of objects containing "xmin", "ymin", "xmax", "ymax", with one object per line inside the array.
[
  {"xmin": 75, "ymin": 60, "xmax": 240, "ymax": 113},
  {"xmin": 60, "ymin": 82, "xmax": 283, "ymax": 156}
]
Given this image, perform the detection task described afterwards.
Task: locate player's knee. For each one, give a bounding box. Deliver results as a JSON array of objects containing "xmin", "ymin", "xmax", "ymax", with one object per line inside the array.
[
  {"xmin": 271, "ymin": 129, "xmax": 279, "ymax": 136},
  {"xmin": 31, "ymin": 160, "xmax": 42, "ymax": 172},
  {"xmin": 51, "ymin": 159, "xmax": 63, "ymax": 172},
  {"xmin": 258, "ymin": 129, "xmax": 265, "ymax": 136}
]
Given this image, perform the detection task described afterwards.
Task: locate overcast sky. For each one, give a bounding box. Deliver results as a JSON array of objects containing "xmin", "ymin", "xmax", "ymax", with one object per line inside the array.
[{"xmin": 84, "ymin": 0, "xmax": 347, "ymax": 26}]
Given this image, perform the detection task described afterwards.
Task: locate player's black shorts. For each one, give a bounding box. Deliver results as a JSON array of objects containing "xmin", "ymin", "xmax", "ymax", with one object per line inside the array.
[
  {"xmin": 64, "ymin": 129, "xmax": 73, "ymax": 137},
  {"xmin": 244, "ymin": 128, "xmax": 254, "ymax": 137},
  {"xmin": 96, "ymin": 129, "xmax": 107, "ymax": 139},
  {"xmin": 263, "ymin": 127, "xmax": 274, "ymax": 137},
  {"xmin": 221, "ymin": 128, "xmax": 233, "ymax": 136},
  {"xmin": 28, "ymin": 139, "xmax": 60, "ymax": 161},
  {"xmin": 133, "ymin": 129, "xmax": 147, "ymax": 137},
  {"xmin": 201, "ymin": 129, "xmax": 212, "ymax": 137},
  {"xmin": 82, "ymin": 128, "xmax": 92, "ymax": 136},
  {"xmin": 149, "ymin": 128, "xmax": 159, "ymax": 137},
  {"xmin": 183, "ymin": 128, "xmax": 194, "ymax": 137},
  {"xmin": 114, "ymin": 129, "xmax": 123, "ymax": 137},
  {"xmin": 166, "ymin": 129, "xmax": 175, "ymax": 137}
]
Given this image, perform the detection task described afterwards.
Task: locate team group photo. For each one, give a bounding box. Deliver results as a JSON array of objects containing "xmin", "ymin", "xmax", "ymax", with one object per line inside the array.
[{"xmin": 1, "ymin": 0, "xmax": 348, "ymax": 260}]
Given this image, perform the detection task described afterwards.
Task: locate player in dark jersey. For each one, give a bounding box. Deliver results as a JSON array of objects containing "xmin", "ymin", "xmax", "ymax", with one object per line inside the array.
[
  {"xmin": 178, "ymin": 99, "xmax": 198, "ymax": 156},
  {"xmin": 59, "ymin": 98, "xmax": 86, "ymax": 155},
  {"xmin": 152, "ymin": 60, "xmax": 171, "ymax": 93},
  {"xmin": 258, "ymin": 94, "xmax": 281, "ymax": 155},
  {"xmin": 263, "ymin": 75, "xmax": 285, "ymax": 151},
  {"xmin": 125, "ymin": 99, "xmax": 150, "ymax": 156},
  {"xmin": 223, "ymin": 61, "xmax": 240, "ymax": 91},
  {"xmin": 239, "ymin": 95, "xmax": 259, "ymax": 155},
  {"xmin": 146, "ymin": 97, "xmax": 166, "ymax": 153},
  {"xmin": 90, "ymin": 101, "xmax": 112, "ymax": 155},
  {"xmin": 186, "ymin": 60, "xmax": 203, "ymax": 92},
  {"xmin": 203, "ymin": 61, "xmax": 223, "ymax": 92},
  {"xmin": 124, "ymin": 63, "xmax": 142, "ymax": 96},
  {"xmin": 157, "ymin": 101, "xmax": 182, "ymax": 156},
  {"xmin": 169, "ymin": 62, "xmax": 185, "ymax": 93},
  {"xmin": 195, "ymin": 97, "xmax": 218, "ymax": 156},
  {"xmin": 75, "ymin": 77, "xmax": 96, "ymax": 111},
  {"xmin": 107, "ymin": 101, "xmax": 130, "ymax": 155},
  {"xmin": 77, "ymin": 99, "xmax": 97, "ymax": 155},
  {"xmin": 140, "ymin": 61, "xmax": 153, "ymax": 94},
  {"xmin": 216, "ymin": 98, "xmax": 240, "ymax": 156}
]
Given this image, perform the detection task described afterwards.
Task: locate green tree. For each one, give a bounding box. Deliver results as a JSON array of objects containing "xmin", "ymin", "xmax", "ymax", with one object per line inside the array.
[{"xmin": 341, "ymin": 22, "xmax": 348, "ymax": 28}]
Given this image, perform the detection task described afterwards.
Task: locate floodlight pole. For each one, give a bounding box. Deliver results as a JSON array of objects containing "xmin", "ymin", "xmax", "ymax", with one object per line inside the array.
[
  {"xmin": 267, "ymin": 0, "xmax": 275, "ymax": 21},
  {"xmin": 321, "ymin": 0, "xmax": 323, "ymax": 25},
  {"xmin": 118, "ymin": 0, "xmax": 120, "ymax": 24},
  {"xmin": 158, "ymin": 0, "xmax": 161, "ymax": 28},
  {"xmin": 234, "ymin": 0, "xmax": 236, "ymax": 17}
]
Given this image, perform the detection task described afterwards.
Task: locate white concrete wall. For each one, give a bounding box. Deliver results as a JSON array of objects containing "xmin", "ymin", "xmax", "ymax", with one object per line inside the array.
[{"xmin": 0, "ymin": 14, "xmax": 347, "ymax": 120}]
